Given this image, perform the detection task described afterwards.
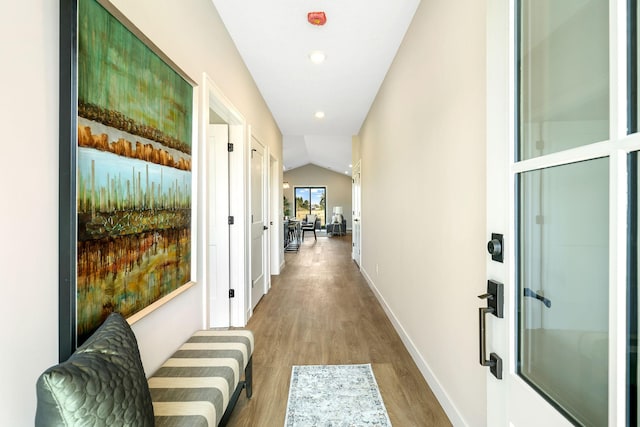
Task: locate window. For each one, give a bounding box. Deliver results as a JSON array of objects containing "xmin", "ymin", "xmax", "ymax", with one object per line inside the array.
[
  {"xmin": 294, "ymin": 187, "xmax": 326, "ymax": 226},
  {"xmin": 515, "ymin": 1, "xmax": 609, "ymax": 424}
]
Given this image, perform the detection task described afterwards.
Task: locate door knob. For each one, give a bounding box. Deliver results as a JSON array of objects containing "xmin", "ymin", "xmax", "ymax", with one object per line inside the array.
[{"xmin": 487, "ymin": 233, "xmax": 503, "ymax": 263}]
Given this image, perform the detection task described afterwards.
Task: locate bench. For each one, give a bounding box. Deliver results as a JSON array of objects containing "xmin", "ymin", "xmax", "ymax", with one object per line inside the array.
[
  {"xmin": 149, "ymin": 329, "xmax": 254, "ymax": 426},
  {"xmin": 35, "ymin": 313, "xmax": 253, "ymax": 427}
]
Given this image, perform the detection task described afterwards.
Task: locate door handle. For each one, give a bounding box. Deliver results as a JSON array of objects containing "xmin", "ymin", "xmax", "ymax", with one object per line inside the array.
[
  {"xmin": 478, "ymin": 305, "xmax": 494, "ymax": 366},
  {"xmin": 263, "ymin": 225, "xmax": 268, "ymax": 230},
  {"xmin": 523, "ymin": 287, "xmax": 551, "ymax": 308},
  {"xmin": 477, "ymin": 280, "xmax": 503, "ymax": 379}
]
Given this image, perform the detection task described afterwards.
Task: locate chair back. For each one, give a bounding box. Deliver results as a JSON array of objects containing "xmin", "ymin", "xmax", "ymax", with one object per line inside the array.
[{"xmin": 306, "ymin": 214, "xmax": 316, "ymax": 224}]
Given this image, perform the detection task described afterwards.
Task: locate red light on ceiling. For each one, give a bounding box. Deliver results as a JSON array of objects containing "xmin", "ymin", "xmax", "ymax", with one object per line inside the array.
[{"xmin": 307, "ymin": 11, "xmax": 327, "ymax": 26}]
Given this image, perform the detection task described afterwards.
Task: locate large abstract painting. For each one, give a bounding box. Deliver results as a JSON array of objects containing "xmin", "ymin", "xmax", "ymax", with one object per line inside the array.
[{"xmin": 60, "ymin": 0, "xmax": 195, "ymax": 358}]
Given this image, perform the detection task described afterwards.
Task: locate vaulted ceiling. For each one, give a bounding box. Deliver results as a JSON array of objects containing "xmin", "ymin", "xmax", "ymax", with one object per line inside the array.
[{"xmin": 211, "ymin": 0, "xmax": 420, "ymax": 175}]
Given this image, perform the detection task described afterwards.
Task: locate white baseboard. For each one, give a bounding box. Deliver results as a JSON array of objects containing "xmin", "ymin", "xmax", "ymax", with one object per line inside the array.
[{"xmin": 360, "ymin": 267, "xmax": 468, "ymax": 427}]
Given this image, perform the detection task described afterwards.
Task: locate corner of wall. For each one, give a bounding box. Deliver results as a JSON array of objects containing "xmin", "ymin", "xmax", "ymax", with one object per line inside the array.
[
  {"xmin": 352, "ymin": 135, "xmax": 361, "ymax": 165},
  {"xmin": 360, "ymin": 268, "xmax": 469, "ymax": 426}
]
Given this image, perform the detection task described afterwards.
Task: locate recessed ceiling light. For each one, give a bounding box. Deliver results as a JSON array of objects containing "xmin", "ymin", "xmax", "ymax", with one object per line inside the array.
[
  {"xmin": 349, "ymin": 164, "xmax": 352, "ymax": 168},
  {"xmin": 315, "ymin": 111, "xmax": 325, "ymax": 119},
  {"xmin": 309, "ymin": 50, "xmax": 326, "ymax": 64}
]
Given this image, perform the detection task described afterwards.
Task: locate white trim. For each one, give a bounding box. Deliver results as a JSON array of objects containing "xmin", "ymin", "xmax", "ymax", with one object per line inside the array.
[
  {"xmin": 610, "ymin": 150, "xmax": 628, "ymax": 426},
  {"xmin": 513, "ymin": 140, "xmax": 616, "ymax": 173},
  {"xmin": 612, "ymin": 0, "xmax": 627, "ymax": 144},
  {"xmin": 360, "ymin": 268, "xmax": 468, "ymax": 427},
  {"xmin": 485, "ymin": 0, "xmax": 512, "ymax": 421},
  {"xmin": 611, "ymin": 2, "xmax": 630, "ymax": 421},
  {"xmin": 269, "ymin": 154, "xmax": 282, "ymax": 276},
  {"xmin": 248, "ymin": 130, "xmax": 269, "ymax": 315},
  {"xmin": 202, "ymin": 73, "xmax": 248, "ymax": 329},
  {"xmin": 229, "ymin": 122, "xmax": 249, "ymax": 327}
]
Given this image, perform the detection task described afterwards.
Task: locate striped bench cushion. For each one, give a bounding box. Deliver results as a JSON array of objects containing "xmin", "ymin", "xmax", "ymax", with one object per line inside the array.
[{"xmin": 149, "ymin": 330, "xmax": 254, "ymax": 427}]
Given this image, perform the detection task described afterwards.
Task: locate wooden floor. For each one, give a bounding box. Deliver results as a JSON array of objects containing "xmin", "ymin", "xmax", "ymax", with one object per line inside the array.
[{"xmin": 226, "ymin": 234, "xmax": 452, "ymax": 427}]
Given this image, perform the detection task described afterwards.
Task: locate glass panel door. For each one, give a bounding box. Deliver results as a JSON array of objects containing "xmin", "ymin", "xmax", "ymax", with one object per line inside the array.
[
  {"xmin": 518, "ymin": 0, "xmax": 609, "ymax": 161},
  {"xmin": 487, "ymin": 0, "xmax": 640, "ymax": 425},
  {"xmin": 517, "ymin": 158, "xmax": 609, "ymax": 426},
  {"xmin": 514, "ymin": 0, "xmax": 611, "ymax": 425}
]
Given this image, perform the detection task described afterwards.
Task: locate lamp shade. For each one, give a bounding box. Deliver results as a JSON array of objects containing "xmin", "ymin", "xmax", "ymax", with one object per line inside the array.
[{"xmin": 333, "ymin": 206, "xmax": 343, "ymax": 215}]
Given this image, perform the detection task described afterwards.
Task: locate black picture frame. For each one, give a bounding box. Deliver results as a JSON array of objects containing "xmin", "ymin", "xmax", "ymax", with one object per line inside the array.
[
  {"xmin": 59, "ymin": 0, "xmax": 78, "ymax": 362},
  {"xmin": 58, "ymin": 0, "xmax": 196, "ymax": 362}
]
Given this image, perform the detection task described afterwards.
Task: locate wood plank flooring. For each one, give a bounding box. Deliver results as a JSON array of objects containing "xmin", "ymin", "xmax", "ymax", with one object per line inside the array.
[{"xmin": 226, "ymin": 234, "xmax": 452, "ymax": 427}]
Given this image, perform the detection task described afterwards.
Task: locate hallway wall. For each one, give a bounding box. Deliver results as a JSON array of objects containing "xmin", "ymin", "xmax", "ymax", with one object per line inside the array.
[
  {"xmin": 0, "ymin": 0, "xmax": 281, "ymax": 424},
  {"xmin": 358, "ymin": 0, "xmax": 487, "ymax": 425}
]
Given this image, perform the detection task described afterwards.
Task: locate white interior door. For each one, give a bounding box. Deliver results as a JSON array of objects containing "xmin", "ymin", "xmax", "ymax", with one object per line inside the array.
[
  {"xmin": 352, "ymin": 161, "xmax": 362, "ymax": 266},
  {"xmin": 250, "ymin": 136, "xmax": 266, "ymax": 310},
  {"xmin": 486, "ymin": 0, "xmax": 634, "ymax": 425},
  {"xmin": 270, "ymin": 155, "xmax": 282, "ymax": 275},
  {"xmin": 204, "ymin": 75, "xmax": 248, "ymax": 327},
  {"xmin": 208, "ymin": 124, "xmax": 230, "ymax": 327}
]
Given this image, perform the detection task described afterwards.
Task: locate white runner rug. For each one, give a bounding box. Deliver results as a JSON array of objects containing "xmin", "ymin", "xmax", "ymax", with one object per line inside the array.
[{"xmin": 284, "ymin": 364, "xmax": 392, "ymax": 427}]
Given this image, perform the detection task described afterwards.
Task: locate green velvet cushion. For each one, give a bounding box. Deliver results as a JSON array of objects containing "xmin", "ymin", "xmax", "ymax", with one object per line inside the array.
[{"xmin": 35, "ymin": 313, "xmax": 154, "ymax": 426}]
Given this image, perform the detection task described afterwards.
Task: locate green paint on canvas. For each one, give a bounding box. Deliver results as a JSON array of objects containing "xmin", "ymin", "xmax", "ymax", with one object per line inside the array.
[{"xmin": 78, "ymin": 0, "xmax": 192, "ymax": 150}]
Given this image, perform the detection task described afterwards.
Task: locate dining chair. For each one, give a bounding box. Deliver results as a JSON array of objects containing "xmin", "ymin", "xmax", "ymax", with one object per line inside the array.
[{"xmin": 301, "ymin": 214, "xmax": 317, "ymax": 241}]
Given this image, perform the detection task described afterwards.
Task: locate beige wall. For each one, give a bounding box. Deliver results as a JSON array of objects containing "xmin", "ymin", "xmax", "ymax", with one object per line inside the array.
[
  {"xmin": 1, "ymin": 0, "xmax": 281, "ymax": 424},
  {"xmin": 284, "ymin": 164, "xmax": 352, "ymax": 228},
  {"xmin": 352, "ymin": 135, "xmax": 361, "ymax": 166},
  {"xmin": 1, "ymin": 2, "xmax": 59, "ymax": 422},
  {"xmin": 358, "ymin": 0, "xmax": 487, "ymax": 425}
]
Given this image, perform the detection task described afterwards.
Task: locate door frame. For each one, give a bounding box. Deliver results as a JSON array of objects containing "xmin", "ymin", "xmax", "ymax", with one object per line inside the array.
[
  {"xmin": 270, "ymin": 154, "xmax": 282, "ymax": 275},
  {"xmin": 202, "ymin": 73, "xmax": 249, "ymax": 328},
  {"xmin": 352, "ymin": 160, "xmax": 362, "ymax": 266}
]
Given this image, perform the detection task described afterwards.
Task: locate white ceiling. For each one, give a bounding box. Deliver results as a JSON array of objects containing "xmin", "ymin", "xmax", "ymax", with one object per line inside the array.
[{"xmin": 212, "ymin": 0, "xmax": 420, "ymax": 176}]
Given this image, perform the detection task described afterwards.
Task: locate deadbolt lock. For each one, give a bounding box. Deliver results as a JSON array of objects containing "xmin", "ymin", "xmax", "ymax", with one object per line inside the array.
[{"xmin": 487, "ymin": 233, "xmax": 503, "ymax": 263}]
